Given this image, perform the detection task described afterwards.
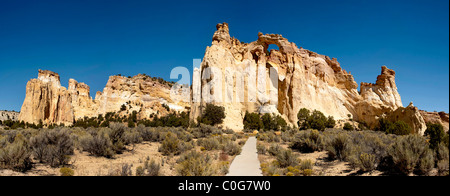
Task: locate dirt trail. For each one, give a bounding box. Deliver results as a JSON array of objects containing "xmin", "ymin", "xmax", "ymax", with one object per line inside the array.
[{"xmin": 226, "ymin": 136, "xmax": 263, "ymax": 176}]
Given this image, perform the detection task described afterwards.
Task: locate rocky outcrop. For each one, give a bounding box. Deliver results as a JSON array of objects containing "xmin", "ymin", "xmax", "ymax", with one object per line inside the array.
[
  {"xmin": 0, "ymin": 111, "xmax": 19, "ymax": 121},
  {"xmin": 18, "ymin": 70, "xmax": 74, "ymax": 125},
  {"xmin": 191, "ymin": 23, "xmax": 427, "ymax": 134},
  {"xmin": 420, "ymin": 110, "xmax": 449, "ymax": 132},
  {"xmin": 19, "ymin": 71, "xmax": 187, "ymax": 126},
  {"xmin": 385, "ymin": 102, "xmax": 427, "ymax": 135}
]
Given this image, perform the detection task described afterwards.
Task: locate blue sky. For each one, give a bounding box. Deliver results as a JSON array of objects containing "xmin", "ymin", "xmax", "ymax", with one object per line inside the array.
[{"xmin": 0, "ymin": 0, "xmax": 448, "ymax": 112}]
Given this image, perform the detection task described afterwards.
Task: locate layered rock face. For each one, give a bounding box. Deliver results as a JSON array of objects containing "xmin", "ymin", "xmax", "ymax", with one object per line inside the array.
[
  {"xmin": 18, "ymin": 70, "xmax": 74, "ymax": 125},
  {"xmin": 0, "ymin": 111, "xmax": 19, "ymax": 121},
  {"xmin": 191, "ymin": 23, "xmax": 427, "ymax": 134},
  {"xmin": 19, "ymin": 71, "xmax": 186, "ymax": 125},
  {"xmin": 420, "ymin": 110, "xmax": 449, "ymax": 132}
]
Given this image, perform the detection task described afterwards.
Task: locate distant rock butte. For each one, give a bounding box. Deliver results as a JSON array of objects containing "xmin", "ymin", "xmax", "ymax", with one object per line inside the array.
[
  {"xmin": 18, "ymin": 70, "xmax": 187, "ymax": 126},
  {"xmin": 190, "ymin": 22, "xmax": 431, "ymax": 134}
]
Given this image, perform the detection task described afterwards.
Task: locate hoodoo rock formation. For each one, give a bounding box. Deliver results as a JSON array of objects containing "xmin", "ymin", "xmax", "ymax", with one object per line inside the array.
[
  {"xmin": 19, "ymin": 70, "xmax": 74, "ymax": 125},
  {"xmin": 19, "ymin": 70, "xmax": 187, "ymax": 126},
  {"xmin": 191, "ymin": 23, "xmax": 428, "ymax": 134}
]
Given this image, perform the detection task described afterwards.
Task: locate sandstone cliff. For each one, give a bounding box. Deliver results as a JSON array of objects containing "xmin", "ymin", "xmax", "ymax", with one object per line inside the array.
[
  {"xmin": 0, "ymin": 111, "xmax": 19, "ymax": 121},
  {"xmin": 191, "ymin": 23, "xmax": 426, "ymax": 134},
  {"xmin": 420, "ymin": 110, "xmax": 449, "ymax": 132},
  {"xmin": 19, "ymin": 71, "xmax": 187, "ymax": 126},
  {"xmin": 18, "ymin": 70, "xmax": 74, "ymax": 125}
]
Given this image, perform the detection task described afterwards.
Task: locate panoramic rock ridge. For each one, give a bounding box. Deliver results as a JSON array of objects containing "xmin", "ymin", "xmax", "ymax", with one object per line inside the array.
[
  {"xmin": 191, "ymin": 22, "xmax": 427, "ymax": 134},
  {"xmin": 19, "ymin": 71, "xmax": 187, "ymax": 126}
]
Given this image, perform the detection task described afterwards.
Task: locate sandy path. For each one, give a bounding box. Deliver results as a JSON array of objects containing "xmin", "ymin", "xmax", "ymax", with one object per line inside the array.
[{"xmin": 226, "ymin": 136, "xmax": 263, "ymax": 176}]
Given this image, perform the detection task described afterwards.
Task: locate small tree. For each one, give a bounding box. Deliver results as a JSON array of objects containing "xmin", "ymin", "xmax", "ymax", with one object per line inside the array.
[
  {"xmin": 343, "ymin": 122, "xmax": 354, "ymax": 131},
  {"xmin": 198, "ymin": 104, "xmax": 225, "ymax": 126},
  {"xmin": 425, "ymin": 123, "xmax": 446, "ymax": 150},
  {"xmin": 325, "ymin": 116, "xmax": 336, "ymax": 128},
  {"xmin": 297, "ymin": 108, "xmax": 310, "ymax": 129},
  {"xmin": 387, "ymin": 121, "xmax": 411, "ymax": 135},
  {"xmin": 243, "ymin": 112, "xmax": 263, "ymax": 130}
]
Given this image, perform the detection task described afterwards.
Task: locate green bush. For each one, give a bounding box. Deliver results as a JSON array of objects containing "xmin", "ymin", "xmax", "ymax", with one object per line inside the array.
[
  {"xmin": 377, "ymin": 118, "xmax": 412, "ymax": 135},
  {"xmin": 198, "ymin": 104, "xmax": 225, "ymax": 126},
  {"xmin": 261, "ymin": 113, "xmax": 287, "ymax": 131},
  {"xmin": 290, "ymin": 130, "xmax": 324, "ymax": 153},
  {"xmin": 343, "ymin": 122, "xmax": 354, "ymax": 131},
  {"xmin": 325, "ymin": 116, "xmax": 336, "ymax": 128},
  {"xmin": 387, "ymin": 121, "xmax": 411, "ymax": 135},
  {"xmin": 425, "ymin": 123, "xmax": 446, "ymax": 150},
  {"xmin": 297, "ymin": 108, "xmax": 310, "ymax": 128},
  {"xmin": 297, "ymin": 108, "xmax": 331, "ymax": 131},
  {"xmin": 243, "ymin": 112, "xmax": 263, "ymax": 130}
]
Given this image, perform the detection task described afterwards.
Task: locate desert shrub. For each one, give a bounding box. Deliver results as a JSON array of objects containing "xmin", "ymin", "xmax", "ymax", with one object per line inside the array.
[
  {"xmin": 109, "ymin": 123, "xmax": 126, "ymax": 154},
  {"xmin": 276, "ymin": 149, "xmax": 298, "ymax": 168},
  {"xmin": 416, "ymin": 148, "xmax": 434, "ymax": 176},
  {"xmin": 425, "ymin": 123, "xmax": 446, "ymax": 150},
  {"xmin": 326, "ymin": 133, "xmax": 352, "ymax": 161},
  {"xmin": 257, "ymin": 144, "xmax": 267, "ymax": 155},
  {"xmin": 79, "ymin": 132, "xmax": 114, "ymax": 158},
  {"xmin": 60, "ymin": 167, "xmax": 74, "ymax": 176},
  {"xmin": 29, "ymin": 128, "xmax": 74, "ymax": 167},
  {"xmin": 261, "ymin": 161, "xmax": 284, "ymax": 176},
  {"xmin": 290, "ymin": 130, "xmax": 324, "ymax": 153},
  {"xmin": 243, "ymin": 112, "xmax": 263, "ymax": 130},
  {"xmin": 120, "ymin": 163, "xmax": 133, "ymax": 176},
  {"xmin": 0, "ymin": 139, "xmax": 32, "ymax": 172},
  {"xmin": 123, "ymin": 129, "xmax": 143, "ymax": 145},
  {"xmin": 160, "ymin": 132, "xmax": 180, "ymax": 155},
  {"xmin": 137, "ymin": 159, "xmax": 160, "ymax": 176},
  {"xmin": 197, "ymin": 137, "xmax": 220, "ymax": 151},
  {"xmin": 436, "ymin": 143, "xmax": 449, "ymax": 176},
  {"xmin": 192, "ymin": 124, "xmax": 221, "ymax": 138},
  {"xmin": 197, "ymin": 104, "xmax": 225, "ymax": 126},
  {"xmin": 298, "ymin": 159, "xmax": 313, "ymax": 171},
  {"xmin": 221, "ymin": 140, "xmax": 241, "ymax": 156},
  {"xmin": 343, "ymin": 122, "xmax": 354, "ymax": 131},
  {"xmin": 268, "ymin": 143, "xmax": 283, "ymax": 156},
  {"xmin": 387, "ymin": 135, "xmax": 432, "ymax": 175},
  {"xmin": 358, "ymin": 153, "xmax": 376, "ymax": 172},
  {"xmin": 176, "ymin": 151, "xmax": 214, "ymax": 176}
]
